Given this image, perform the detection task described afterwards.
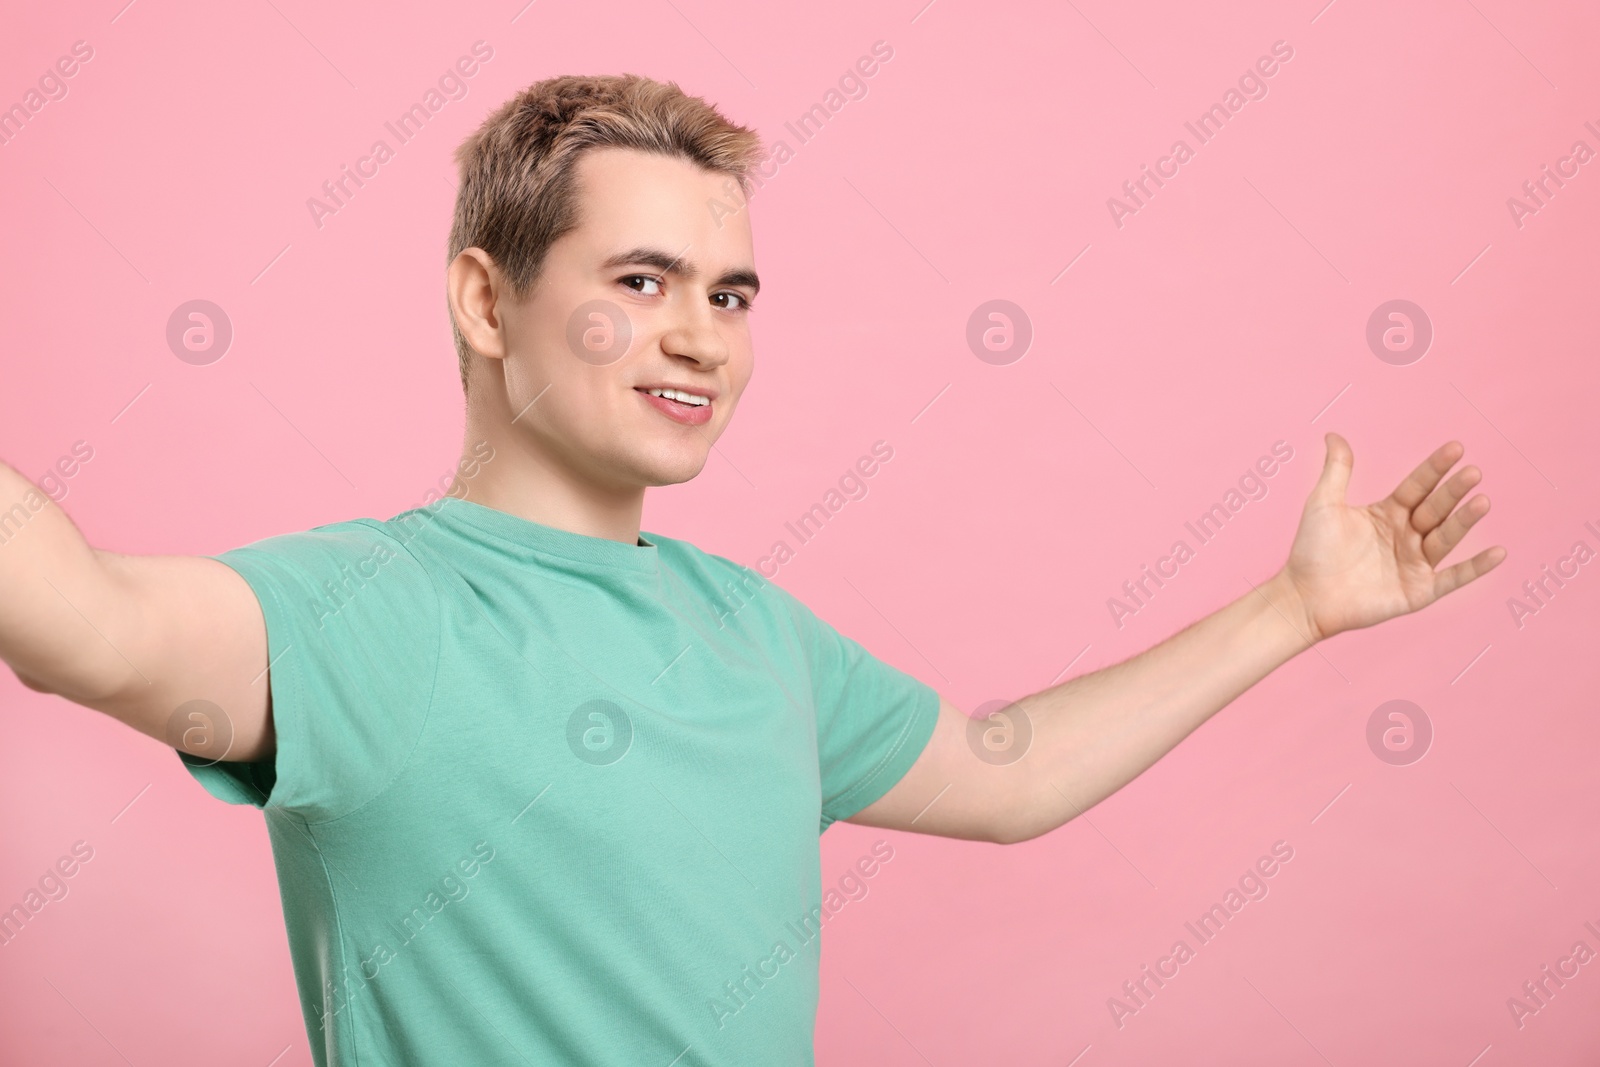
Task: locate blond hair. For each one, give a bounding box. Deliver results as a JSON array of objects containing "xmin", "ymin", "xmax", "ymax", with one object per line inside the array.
[{"xmin": 447, "ymin": 73, "xmax": 764, "ymax": 392}]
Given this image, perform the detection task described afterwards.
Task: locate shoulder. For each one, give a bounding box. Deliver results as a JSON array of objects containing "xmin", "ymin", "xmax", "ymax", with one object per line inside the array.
[
  {"xmin": 646, "ymin": 531, "xmax": 813, "ymax": 632},
  {"xmin": 223, "ymin": 516, "xmax": 428, "ymax": 570},
  {"xmin": 647, "ymin": 532, "xmax": 782, "ymax": 600},
  {"xmin": 215, "ymin": 516, "xmax": 441, "ymax": 621},
  {"xmin": 647, "ymin": 530, "xmax": 754, "ymax": 580}
]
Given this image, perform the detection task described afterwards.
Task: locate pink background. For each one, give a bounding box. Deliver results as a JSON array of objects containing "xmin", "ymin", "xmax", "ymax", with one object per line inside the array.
[{"xmin": 3, "ymin": 0, "xmax": 1599, "ymax": 1063}]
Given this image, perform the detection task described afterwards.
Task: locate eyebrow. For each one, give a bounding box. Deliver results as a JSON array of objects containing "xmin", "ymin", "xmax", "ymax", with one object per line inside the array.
[{"xmin": 600, "ymin": 246, "xmax": 761, "ymax": 297}]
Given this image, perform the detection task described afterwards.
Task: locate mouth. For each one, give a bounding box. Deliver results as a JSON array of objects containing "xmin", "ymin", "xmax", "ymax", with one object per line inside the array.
[{"xmin": 635, "ymin": 386, "xmax": 714, "ymax": 426}]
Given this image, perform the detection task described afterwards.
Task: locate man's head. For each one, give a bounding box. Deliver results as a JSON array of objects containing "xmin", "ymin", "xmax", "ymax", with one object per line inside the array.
[{"xmin": 446, "ymin": 74, "xmax": 765, "ymax": 494}]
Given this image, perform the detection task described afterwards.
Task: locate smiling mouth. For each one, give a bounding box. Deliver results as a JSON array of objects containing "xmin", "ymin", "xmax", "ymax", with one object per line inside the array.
[
  {"xmin": 635, "ymin": 387, "xmax": 714, "ymax": 425},
  {"xmin": 638, "ymin": 387, "xmax": 711, "ymax": 407}
]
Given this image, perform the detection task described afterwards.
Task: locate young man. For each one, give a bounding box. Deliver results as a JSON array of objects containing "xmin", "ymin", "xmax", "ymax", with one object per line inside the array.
[{"xmin": 0, "ymin": 74, "xmax": 1503, "ymax": 1064}]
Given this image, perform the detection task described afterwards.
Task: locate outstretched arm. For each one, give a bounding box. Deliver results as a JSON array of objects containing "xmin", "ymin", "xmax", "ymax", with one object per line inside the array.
[
  {"xmin": 848, "ymin": 434, "xmax": 1506, "ymax": 845},
  {"xmin": 0, "ymin": 458, "xmax": 273, "ymax": 763}
]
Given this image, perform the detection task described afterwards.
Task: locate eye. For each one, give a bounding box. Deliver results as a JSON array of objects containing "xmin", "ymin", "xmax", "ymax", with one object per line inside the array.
[
  {"xmin": 620, "ymin": 275, "xmax": 662, "ymax": 296},
  {"xmin": 713, "ymin": 291, "xmax": 753, "ymax": 312}
]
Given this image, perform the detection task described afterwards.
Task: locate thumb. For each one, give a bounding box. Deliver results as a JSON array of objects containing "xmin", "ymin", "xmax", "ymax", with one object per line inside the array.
[{"xmin": 1308, "ymin": 432, "xmax": 1352, "ymax": 507}]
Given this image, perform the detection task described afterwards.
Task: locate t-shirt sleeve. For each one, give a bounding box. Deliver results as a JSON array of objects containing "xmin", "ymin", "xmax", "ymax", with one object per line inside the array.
[
  {"xmin": 175, "ymin": 521, "xmax": 442, "ymax": 822},
  {"xmin": 769, "ymin": 582, "xmax": 941, "ymax": 832}
]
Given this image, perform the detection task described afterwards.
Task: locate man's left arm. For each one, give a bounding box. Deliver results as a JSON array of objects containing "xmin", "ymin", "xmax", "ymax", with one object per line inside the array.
[{"xmin": 847, "ymin": 434, "xmax": 1506, "ymax": 845}]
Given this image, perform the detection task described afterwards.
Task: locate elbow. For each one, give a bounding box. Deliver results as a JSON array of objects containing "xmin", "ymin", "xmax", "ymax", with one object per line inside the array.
[
  {"xmin": 991, "ymin": 820, "xmax": 1046, "ymax": 846},
  {"xmin": 41, "ymin": 663, "xmax": 145, "ymax": 706},
  {"xmin": 987, "ymin": 784, "xmax": 1060, "ymax": 845},
  {"xmin": 13, "ymin": 667, "xmax": 55, "ymax": 694},
  {"xmin": 6, "ymin": 662, "xmax": 111, "ymax": 701},
  {"xmin": 992, "ymin": 807, "xmax": 1078, "ymax": 845}
]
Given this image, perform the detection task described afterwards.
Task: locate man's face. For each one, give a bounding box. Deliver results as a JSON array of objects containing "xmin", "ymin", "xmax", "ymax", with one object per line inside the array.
[{"xmin": 480, "ymin": 146, "xmax": 758, "ymax": 493}]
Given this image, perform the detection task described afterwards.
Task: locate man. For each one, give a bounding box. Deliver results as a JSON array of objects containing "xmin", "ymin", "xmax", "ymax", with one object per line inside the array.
[{"xmin": 0, "ymin": 73, "xmax": 1503, "ymax": 1065}]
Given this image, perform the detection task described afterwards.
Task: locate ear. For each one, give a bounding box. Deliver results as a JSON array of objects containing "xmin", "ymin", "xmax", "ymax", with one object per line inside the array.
[{"xmin": 448, "ymin": 248, "xmax": 510, "ymax": 362}]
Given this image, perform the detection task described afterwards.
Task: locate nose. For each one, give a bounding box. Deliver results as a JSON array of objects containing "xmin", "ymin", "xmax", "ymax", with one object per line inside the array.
[{"xmin": 657, "ymin": 289, "xmax": 730, "ymax": 371}]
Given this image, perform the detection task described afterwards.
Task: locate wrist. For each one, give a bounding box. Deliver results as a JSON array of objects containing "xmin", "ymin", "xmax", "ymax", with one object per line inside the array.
[{"xmin": 1262, "ymin": 568, "xmax": 1321, "ymax": 649}]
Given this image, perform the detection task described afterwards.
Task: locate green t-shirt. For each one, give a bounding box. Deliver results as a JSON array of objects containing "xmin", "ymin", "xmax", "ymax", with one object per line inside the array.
[{"xmin": 179, "ymin": 495, "xmax": 939, "ymax": 1066}]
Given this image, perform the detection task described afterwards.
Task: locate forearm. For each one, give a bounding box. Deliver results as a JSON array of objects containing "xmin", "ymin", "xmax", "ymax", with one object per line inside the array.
[
  {"xmin": 0, "ymin": 459, "xmax": 131, "ymax": 701},
  {"xmin": 1008, "ymin": 569, "xmax": 1314, "ymax": 842},
  {"xmin": 855, "ymin": 435, "xmax": 1499, "ymax": 846}
]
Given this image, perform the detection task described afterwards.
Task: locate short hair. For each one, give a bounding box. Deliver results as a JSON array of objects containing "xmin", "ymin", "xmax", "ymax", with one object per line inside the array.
[{"xmin": 446, "ymin": 73, "xmax": 764, "ymax": 393}]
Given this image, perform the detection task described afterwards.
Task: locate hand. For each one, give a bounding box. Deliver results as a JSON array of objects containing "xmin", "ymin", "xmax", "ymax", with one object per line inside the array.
[{"xmin": 1277, "ymin": 433, "xmax": 1506, "ymax": 643}]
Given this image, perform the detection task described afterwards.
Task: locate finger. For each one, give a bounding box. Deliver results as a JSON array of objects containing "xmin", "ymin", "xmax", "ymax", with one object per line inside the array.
[
  {"xmin": 1412, "ymin": 465, "xmax": 1484, "ymax": 538},
  {"xmin": 1432, "ymin": 543, "xmax": 1507, "ymax": 600},
  {"xmin": 1388, "ymin": 440, "xmax": 1465, "ymax": 511},
  {"xmin": 1307, "ymin": 432, "xmax": 1354, "ymax": 508},
  {"xmin": 1422, "ymin": 492, "xmax": 1491, "ymax": 567}
]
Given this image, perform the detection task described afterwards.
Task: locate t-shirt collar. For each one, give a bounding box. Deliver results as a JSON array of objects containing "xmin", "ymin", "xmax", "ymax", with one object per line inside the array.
[{"xmin": 416, "ymin": 496, "xmax": 660, "ymax": 574}]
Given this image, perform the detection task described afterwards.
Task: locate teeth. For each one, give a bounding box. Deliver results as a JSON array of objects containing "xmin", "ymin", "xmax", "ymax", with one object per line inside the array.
[{"xmin": 646, "ymin": 388, "xmax": 709, "ymax": 406}]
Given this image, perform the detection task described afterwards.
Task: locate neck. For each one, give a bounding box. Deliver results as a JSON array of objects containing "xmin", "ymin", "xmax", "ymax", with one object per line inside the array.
[{"xmin": 451, "ymin": 411, "xmax": 646, "ymax": 547}]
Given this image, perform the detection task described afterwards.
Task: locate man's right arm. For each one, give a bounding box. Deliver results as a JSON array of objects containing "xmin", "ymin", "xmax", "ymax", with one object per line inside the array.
[{"xmin": 0, "ymin": 459, "xmax": 274, "ymax": 763}]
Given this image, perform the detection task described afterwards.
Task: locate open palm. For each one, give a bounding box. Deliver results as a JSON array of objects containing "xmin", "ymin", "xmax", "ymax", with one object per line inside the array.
[{"xmin": 1280, "ymin": 433, "xmax": 1507, "ymax": 643}]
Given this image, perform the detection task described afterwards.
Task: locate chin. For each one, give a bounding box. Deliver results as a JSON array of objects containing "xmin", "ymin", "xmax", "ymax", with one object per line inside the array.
[{"xmin": 633, "ymin": 451, "xmax": 711, "ymax": 488}]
